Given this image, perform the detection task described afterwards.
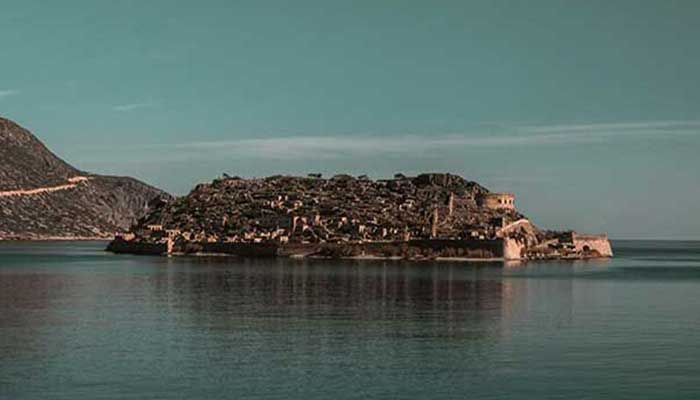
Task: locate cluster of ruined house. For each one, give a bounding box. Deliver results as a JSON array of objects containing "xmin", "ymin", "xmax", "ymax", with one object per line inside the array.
[{"xmin": 127, "ymin": 173, "xmax": 522, "ymax": 247}]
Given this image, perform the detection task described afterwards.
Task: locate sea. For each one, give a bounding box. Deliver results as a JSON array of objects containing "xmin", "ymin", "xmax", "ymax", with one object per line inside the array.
[{"xmin": 1, "ymin": 240, "xmax": 699, "ymax": 399}]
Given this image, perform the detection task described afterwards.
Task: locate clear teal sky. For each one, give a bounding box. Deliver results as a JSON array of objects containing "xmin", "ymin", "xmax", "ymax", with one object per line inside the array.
[{"xmin": 1, "ymin": 0, "xmax": 699, "ymax": 239}]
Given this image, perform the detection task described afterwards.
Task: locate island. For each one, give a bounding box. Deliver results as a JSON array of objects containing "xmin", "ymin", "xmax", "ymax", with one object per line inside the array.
[{"xmin": 107, "ymin": 173, "xmax": 612, "ymax": 261}]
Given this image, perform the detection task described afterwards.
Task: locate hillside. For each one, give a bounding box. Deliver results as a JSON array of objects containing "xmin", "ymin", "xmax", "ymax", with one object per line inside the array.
[
  {"xmin": 0, "ymin": 118, "xmax": 79, "ymax": 191},
  {"xmin": 136, "ymin": 173, "xmax": 522, "ymax": 242},
  {"xmin": 0, "ymin": 117, "xmax": 169, "ymax": 239}
]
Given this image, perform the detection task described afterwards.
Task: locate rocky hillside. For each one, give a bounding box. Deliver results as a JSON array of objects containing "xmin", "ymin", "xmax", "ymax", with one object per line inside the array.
[
  {"xmin": 0, "ymin": 118, "xmax": 80, "ymax": 191},
  {"xmin": 133, "ymin": 173, "xmax": 528, "ymax": 243},
  {"xmin": 0, "ymin": 117, "xmax": 169, "ymax": 239}
]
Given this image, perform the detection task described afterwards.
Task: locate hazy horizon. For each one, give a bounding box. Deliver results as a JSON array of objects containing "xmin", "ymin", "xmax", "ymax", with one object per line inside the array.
[{"xmin": 2, "ymin": 0, "xmax": 699, "ymax": 240}]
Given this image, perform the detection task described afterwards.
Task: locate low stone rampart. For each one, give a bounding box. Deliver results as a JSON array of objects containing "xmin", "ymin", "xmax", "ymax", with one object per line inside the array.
[
  {"xmin": 107, "ymin": 237, "xmax": 167, "ymax": 255},
  {"xmin": 200, "ymin": 242, "xmax": 280, "ymax": 257},
  {"xmin": 572, "ymin": 233, "xmax": 613, "ymax": 257},
  {"xmin": 311, "ymin": 239, "xmax": 504, "ymax": 259}
]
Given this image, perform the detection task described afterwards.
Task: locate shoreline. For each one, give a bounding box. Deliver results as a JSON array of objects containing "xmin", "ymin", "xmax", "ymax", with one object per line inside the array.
[
  {"xmin": 116, "ymin": 251, "xmax": 610, "ymax": 263},
  {"xmin": 140, "ymin": 251, "xmax": 510, "ymax": 262},
  {"xmin": 123, "ymin": 251, "xmax": 613, "ymax": 265},
  {"xmin": 0, "ymin": 236, "xmax": 112, "ymax": 242},
  {"xmin": 188, "ymin": 252, "xmax": 507, "ymax": 262},
  {"xmin": 106, "ymin": 236, "xmax": 613, "ymax": 261}
]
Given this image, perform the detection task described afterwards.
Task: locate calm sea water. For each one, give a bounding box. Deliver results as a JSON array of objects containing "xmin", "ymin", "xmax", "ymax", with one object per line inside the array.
[{"xmin": 1, "ymin": 241, "xmax": 700, "ymax": 399}]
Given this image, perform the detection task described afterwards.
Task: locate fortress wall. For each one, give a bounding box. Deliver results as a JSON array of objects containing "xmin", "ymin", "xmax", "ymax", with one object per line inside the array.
[
  {"xmin": 277, "ymin": 243, "xmax": 323, "ymax": 257},
  {"xmin": 498, "ymin": 218, "xmax": 537, "ymax": 237},
  {"xmin": 503, "ymin": 238, "xmax": 527, "ymax": 260},
  {"xmin": 108, "ymin": 237, "xmax": 519, "ymax": 260},
  {"xmin": 405, "ymin": 239, "xmax": 504, "ymax": 257},
  {"xmin": 203, "ymin": 240, "xmax": 506, "ymax": 259},
  {"xmin": 200, "ymin": 242, "xmax": 280, "ymax": 257},
  {"xmin": 312, "ymin": 239, "xmax": 505, "ymax": 259},
  {"xmin": 572, "ymin": 233, "xmax": 613, "ymax": 257},
  {"xmin": 106, "ymin": 237, "xmax": 167, "ymax": 255}
]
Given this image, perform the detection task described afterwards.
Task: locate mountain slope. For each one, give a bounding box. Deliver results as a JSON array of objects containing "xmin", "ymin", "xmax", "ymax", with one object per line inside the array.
[
  {"xmin": 0, "ymin": 118, "xmax": 79, "ymax": 191},
  {"xmin": 0, "ymin": 117, "xmax": 169, "ymax": 239}
]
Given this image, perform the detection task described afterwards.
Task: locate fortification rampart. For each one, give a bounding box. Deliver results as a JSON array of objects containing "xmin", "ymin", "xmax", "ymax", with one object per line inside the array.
[
  {"xmin": 503, "ymin": 238, "xmax": 527, "ymax": 260},
  {"xmin": 571, "ymin": 233, "xmax": 613, "ymax": 257},
  {"xmin": 107, "ymin": 237, "xmax": 167, "ymax": 255},
  {"xmin": 108, "ymin": 238, "xmax": 508, "ymax": 260},
  {"xmin": 313, "ymin": 239, "xmax": 504, "ymax": 259}
]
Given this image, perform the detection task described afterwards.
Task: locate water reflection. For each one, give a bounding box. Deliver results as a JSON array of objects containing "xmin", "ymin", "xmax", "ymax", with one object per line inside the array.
[
  {"xmin": 149, "ymin": 258, "xmax": 511, "ymax": 340},
  {"xmin": 0, "ymin": 251, "xmax": 583, "ymax": 371},
  {"xmin": 4, "ymin": 242, "xmax": 700, "ymax": 400},
  {"xmin": 0, "ymin": 271, "xmax": 73, "ymax": 360}
]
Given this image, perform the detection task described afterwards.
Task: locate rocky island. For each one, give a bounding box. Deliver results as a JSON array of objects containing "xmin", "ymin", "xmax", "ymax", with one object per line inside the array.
[{"xmin": 108, "ymin": 173, "xmax": 612, "ymax": 261}]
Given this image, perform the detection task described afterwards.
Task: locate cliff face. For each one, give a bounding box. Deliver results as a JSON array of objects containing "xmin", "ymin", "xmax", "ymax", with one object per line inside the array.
[{"xmin": 0, "ymin": 117, "xmax": 169, "ymax": 239}]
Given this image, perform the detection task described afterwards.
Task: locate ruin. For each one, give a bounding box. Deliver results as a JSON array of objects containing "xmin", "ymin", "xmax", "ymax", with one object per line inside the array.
[
  {"xmin": 107, "ymin": 173, "xmax": 612, "ymax": 261},
  {"xmin": 476, "ymin": 192, "xmax": 515, "ymax": 210}
]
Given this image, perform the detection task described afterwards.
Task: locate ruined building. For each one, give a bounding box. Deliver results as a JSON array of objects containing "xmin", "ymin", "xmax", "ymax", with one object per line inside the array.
[{"xmin": 476, "ymin": 193, "xmax": 515, "ymax": 210}]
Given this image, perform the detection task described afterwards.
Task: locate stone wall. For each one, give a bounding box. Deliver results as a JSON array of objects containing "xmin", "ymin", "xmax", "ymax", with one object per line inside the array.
[
  {"xmin": 571, "ymin": 233, "xmax": 613, "ymax": 257},
  {"xmin": 106, "ymin": 237, "xmax": 167, "ymax": 255},
  {"xmin": 200, "ymin": 242, "xmax": 280, "ymax": 257},
  {"xmin": 146, "ymin": 239, "xmax": 507, "ymax": 259},
  {"xmin": 502, "ymin": 238, "xmax": 527, "ymax": 260},
  {"xmin": 312, "ymin": 239, "xmax": 505, "ymax": 259}
]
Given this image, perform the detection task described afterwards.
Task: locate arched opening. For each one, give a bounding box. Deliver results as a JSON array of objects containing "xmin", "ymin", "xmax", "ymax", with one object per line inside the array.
[{"xmin": 582, "ymin": 245, "xmax": 591, "ymax": 252}]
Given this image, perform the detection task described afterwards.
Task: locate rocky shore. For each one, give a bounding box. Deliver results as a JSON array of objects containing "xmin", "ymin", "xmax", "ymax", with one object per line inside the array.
[{"xmin": 107, "ymin": 173, "xmax": 612, "ymax": 261}]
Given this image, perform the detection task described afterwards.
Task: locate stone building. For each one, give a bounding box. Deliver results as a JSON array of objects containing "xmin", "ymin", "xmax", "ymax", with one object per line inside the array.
[{"xmin": 476, "ymin": 193, "xmax": 515, "ymax": 210}]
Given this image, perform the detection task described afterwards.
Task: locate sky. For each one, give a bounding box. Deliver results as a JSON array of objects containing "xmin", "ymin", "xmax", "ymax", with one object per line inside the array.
[{"xmin": 1, "ymin": 0, "xmax": 699, "ymax": 239}]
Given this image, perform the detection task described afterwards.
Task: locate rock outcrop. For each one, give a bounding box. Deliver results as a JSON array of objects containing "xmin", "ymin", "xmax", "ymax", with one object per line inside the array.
[{"xmin": 0, "ymin": 117, "xmax": 169, "ymax": 239}]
